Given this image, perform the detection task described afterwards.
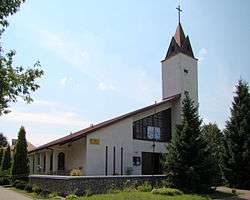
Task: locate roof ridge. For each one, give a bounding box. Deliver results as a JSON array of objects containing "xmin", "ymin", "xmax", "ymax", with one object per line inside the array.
[{"xmin": 29, "ymin": 94, "xmax": 181, "ymax": 153}]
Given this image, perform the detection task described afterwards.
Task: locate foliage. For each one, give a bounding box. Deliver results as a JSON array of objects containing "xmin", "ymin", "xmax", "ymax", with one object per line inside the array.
[
  {"xmin": 48, "ymin": 192, "xmax": 59, "ymax": 198},
  {"xmin": 0, "ymin": 148, "xmax": 3, "ymax": 167},
  {"xmin": 0, "ymin": 0, "xmax": 44, "ymax": 116},
  {"xmin": 124, "ymin": 167, "xmax": 133, "ymax": 175},
  {"xmin": 201, "ymin": 123, "xmax": 223, "ymax": 185},
  {"xmin": 163, "ymin": 93, "xmax": 218, "ymax": 192},
  {"xmin": 11, "ymin": 126, "xmax": 29, "ymax": 181},
  {"xmin": 1, "ymin": 144, "xmax": 11, "ymax": 171},
  {"xmin": 70, "ymin": 169, "xmax": 81, "ymax": 176},
  {"xmin": 85, "ymin": 188, "xmax": 93, "ymax": 197},
  {"xmin": 65, "ymin": 194, "xmax": 78, "ymax": 200},
  {"xmin": 14, "ymin": 180, "xmax": 27, "ymax": 190},
  {"xmin": 151, "ymin": 188, "xmax": 183, "ymax": 196},
  {"xmin": 32, "ymin": 184, "xmax": 41, "ymax": 194},
  {"xmin": 137, "ymin": 182, "xmax": 152, "ymax": 192},
  {"xmin": 222, "ymin": 80, "xmax": 250, "ymax": 189},
  {"xmin": 0, "ymin": 0, "xmax": 25, "ymax": 34},
  {"xmin": 0, "ymin": 133, "xmax": 7, "ymax": 147},
  {"xmin": 24, "ymin": 182, "xmax": 33, "ymax": 193},
  {"xmin": 0, "ymin": 176, "xmax": 10, "ymax": 185},
  {"xmin": 0, "ymin": 52, "xmax": 44, "ymax": 115}
]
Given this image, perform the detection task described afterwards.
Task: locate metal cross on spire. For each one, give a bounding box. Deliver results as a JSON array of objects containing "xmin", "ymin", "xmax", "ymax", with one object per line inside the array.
[{"xmin": 176, "ymin": 4, "xmax": 182, "ymax": 23}]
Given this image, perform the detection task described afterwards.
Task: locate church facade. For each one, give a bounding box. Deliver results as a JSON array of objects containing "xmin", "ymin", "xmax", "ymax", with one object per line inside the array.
[{"xmin": 28, "ymin": 22, "xmax": 198, "ymax": 176}]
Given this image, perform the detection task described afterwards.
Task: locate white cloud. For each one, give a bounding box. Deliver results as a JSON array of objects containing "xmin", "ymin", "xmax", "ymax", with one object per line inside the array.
[
  {"xmin": 32, "ymin": 99, "xmax": 61, "ymax": 107},
  {"xmin": 2, "ymin": 110, "xmax": 91, "ymax": 127},
  {"xmin": 98, "ymin": 82, "xmax": 116, "ymax": 91},
  {"xmin": 38, "ymin": 29, "xmax": 160, "ymax": 104},
  {"xmin": 197, "ymin": 48, "xmax": 208, "ymax": 61},
  {"xmin": 60, "ymin": 77, "xmax": 68, "ymax": 86}
]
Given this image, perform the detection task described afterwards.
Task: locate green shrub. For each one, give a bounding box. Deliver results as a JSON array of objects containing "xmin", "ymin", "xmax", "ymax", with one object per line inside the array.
[
  {"xmin": 15, "ymin": 180, "xmax": 26, "ymax": 190},
  {"xmin": 24, "ymin": 183, "xmax": 33, "ymax": 193},
  {"xmin": 65, "ymin": 194, "xmax": 78, "ymax": 200},
  {"xmin": 32, "ymin": 184, "xmax": 41, "ymax": 194},
  {"xmin": 85, "ymin": 188, "xmax": 93, "ymax": 197},
  {"xmin": 70, "ymin": 169, "xmax": 81, "ymax": 176},
  {"xmin": 39, "ymin": 190, "xmax": 50, "ymax": 198},
  {"xmin": 151, "ymin": 187, "xmax": 183, "ymax": 196},
  {"xmin": 48, "ymin": 192, "xmax": 59, "ymax": 198},
  {"xmin": 0, "ymin": 177, "xmax": 10, "ymax": 185},
  {"xmin": 137, "ymin": 182, "xmax": 152, "ymax": 192}
]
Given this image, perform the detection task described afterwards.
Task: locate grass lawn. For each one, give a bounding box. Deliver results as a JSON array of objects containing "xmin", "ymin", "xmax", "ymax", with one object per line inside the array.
[
  {"xmin": 10, "ymin": 187, "xmax": 238, "ymax": 200},
  {"xmin": 78, "ymin": 192, "xmax": 209, "ymax": 200}
]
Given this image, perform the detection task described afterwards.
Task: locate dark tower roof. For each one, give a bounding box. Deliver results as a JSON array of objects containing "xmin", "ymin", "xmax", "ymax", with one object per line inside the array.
[{"xmin": 164, "ymin": 23, "xmax": 195, "ymax": 60}]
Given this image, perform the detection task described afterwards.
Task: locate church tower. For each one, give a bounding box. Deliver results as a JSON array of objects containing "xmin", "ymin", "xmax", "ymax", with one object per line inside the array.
[{"xmin": 161, "ymin": 11, "xmax": 198, "ymax": 106}]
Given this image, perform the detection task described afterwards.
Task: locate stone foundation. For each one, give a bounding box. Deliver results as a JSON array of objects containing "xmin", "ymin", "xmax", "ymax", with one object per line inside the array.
[{"xmin": 29, "ymin": 175, "xmax": 166, "ymax": 196}]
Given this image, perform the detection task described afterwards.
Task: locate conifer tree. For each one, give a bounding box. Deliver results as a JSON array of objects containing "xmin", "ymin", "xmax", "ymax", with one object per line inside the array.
[
  {"xmin": 201, "ymin": 123, "xmax": 223, "ymax": 185},
  {"xmin": 163, "ymin": 94, "xmax": 217, "ymax": 192},
  {"xmin": 222, "ymin": 80, "xmax": 250, "ymax": 189},
  {"xmin": 11, "ymin": 127, "xmax": 29, "ymax": 181},
  {"xmin": 0, "ymin": 148, "xmax": 3, "ymax": 171},
  {"xmin": 1, "ymin": 145, "xmax": 11, "ymax": 171}
]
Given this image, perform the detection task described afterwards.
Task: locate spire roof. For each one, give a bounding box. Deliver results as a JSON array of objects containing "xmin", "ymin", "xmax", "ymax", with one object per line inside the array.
[
  {"xmin": 164, "ymin": 23, "xmax": 195, "ymax": 61},
  {"xmin": 174, "ymin": 23, "xmax": 185, "ymax": 47}
]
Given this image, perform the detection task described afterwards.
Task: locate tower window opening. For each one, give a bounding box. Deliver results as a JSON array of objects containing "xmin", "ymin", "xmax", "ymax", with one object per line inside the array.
[{"xmin": 184, "ymin": 69, "xmax": 188, "ymax": 74}]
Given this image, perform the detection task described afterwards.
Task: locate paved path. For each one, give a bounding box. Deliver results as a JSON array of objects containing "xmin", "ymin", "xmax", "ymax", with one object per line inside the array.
[
  {"xmin": 0, "ymin": 186, "xmax": 31, "ymax": 200},
  {"xmin": 217, "ymin": 187, "xmax": 250, "ymax": 200}
]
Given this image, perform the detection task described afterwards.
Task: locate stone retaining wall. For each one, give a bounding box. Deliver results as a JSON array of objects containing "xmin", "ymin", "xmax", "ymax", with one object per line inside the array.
[{"xmin": 29, "ymin": 175, "xmax": 166, "ymax": 196}]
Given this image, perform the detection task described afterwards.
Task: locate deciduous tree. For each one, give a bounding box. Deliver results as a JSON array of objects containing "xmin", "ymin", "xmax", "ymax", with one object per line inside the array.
[{"xmin": 0, "ymin": 0, "xmax": 44, "ymax": 115}]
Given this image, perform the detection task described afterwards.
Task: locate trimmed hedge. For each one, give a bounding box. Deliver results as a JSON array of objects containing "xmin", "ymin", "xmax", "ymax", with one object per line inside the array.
[{"xmin": 151, "ymin": 188, "xmax": 183, "ymax": 196}]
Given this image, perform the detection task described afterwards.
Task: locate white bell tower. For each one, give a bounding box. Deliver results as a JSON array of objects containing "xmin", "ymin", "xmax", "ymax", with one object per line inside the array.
[
  {"xmin": 161, "ymin": 7, "xmax": 198, "ymax": 123},
  {"xmin": 161, "ymin": 13, "xmax": 198, "ymax": 105}
]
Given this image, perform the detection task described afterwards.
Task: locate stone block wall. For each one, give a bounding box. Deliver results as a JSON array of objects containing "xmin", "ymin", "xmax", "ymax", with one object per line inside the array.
[{"xmin": 29, "ymin": 175, "xmax": 166, "ymax": 196}]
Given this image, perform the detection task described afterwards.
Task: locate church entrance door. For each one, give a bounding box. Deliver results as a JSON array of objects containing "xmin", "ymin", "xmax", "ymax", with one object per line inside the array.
[{"xmin": 141, "ymin": 152, "xmax": 163, "ymax": 175}]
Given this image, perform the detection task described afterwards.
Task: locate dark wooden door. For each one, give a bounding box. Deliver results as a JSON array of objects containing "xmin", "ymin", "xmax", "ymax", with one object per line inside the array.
[{"xmin": 142, "ymin": 152, "xmax": 163, "ymax": 175}]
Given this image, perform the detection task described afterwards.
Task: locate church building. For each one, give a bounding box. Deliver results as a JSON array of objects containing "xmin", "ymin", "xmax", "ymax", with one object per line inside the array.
[{"xmin": 28, "ymin": 17, "xmax": 198, "ymax": 176}]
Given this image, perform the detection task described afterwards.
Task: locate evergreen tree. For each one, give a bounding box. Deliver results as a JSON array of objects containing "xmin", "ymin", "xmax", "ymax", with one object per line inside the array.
[
  {"xmin": 201, "ymin": 123, "xmax": 223, "ymax": 185},
  {"xmin": 222, "ymin": 80, "xmax": 250, "ymax": 189},
  {"xmin": 163, "ymin": 94, "xmax": 217, "ymax": 192},
  {"xmin": 11, "ymin": 126, "xmax": 29, "ymax": 181},
  {"xmin": 1, "ymin": 145, "xmax": 11, "ymax": 171},
  {"xmin": 0, "ymin": 148, "xmax": 3, "ymax": 171},
  {"xmin": 0, "ymin": 133, "xmax": 7, "ymax": 147}
]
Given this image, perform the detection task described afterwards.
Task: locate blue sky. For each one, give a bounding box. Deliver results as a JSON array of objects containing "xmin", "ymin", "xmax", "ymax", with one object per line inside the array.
[{"xmin": 0, "ymin": 0, "xmax": 250, "ymax": 146}]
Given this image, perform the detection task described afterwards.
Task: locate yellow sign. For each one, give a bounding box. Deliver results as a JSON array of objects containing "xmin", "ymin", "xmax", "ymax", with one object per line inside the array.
[{"xmin": 89, "ymin": 138, "xmax": 100, "ymax": 145}]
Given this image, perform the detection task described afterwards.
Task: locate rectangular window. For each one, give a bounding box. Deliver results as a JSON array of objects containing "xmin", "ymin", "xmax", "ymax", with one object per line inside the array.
[
  {"xmin": 133, "ymin": 156, "xmax": 141, "ymax": 166},
  {"xmin": 184, "ymin": 69, "xmax": 189, "ymax": 74},
  {"xmin": 133, "ymin": 108, "xmax": 171, "ymax": 142}
]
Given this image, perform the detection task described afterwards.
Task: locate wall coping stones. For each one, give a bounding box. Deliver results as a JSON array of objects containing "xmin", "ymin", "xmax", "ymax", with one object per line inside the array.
[{"xmin": 29, "ymin": 174, "xmax": 166, "ymax": 180}]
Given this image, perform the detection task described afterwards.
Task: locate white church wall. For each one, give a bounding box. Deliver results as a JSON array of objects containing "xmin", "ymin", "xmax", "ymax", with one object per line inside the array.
[
  {"xmin": 65, "ymin": 137, "xmax": 87, "ymax": 175},
  {"xmin": 85, "ymin": 101, "xmax": 176, "ymax": 176},
  {"xmin": 86, "ymin": 118, "xmax": 133, "ymax": 176}
]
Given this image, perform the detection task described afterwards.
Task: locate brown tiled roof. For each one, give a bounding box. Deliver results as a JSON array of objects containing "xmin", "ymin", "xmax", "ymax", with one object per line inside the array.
[
  {"xmin": 29, "ymin": 94, "xmax": 180, "ymax": 153},
  {"xmin": 164, "ymin": 23, "xmax": 195, "ymax": 61}
]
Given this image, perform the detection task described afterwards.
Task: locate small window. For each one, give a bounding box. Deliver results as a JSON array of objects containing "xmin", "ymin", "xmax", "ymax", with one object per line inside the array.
[
  {"xmin": 184, "ymin": 69, "xmax": 188, "ymax": 74},
  {"xmin": 133, "ymin": 157, "xmax": 141, "ymax": 166}
]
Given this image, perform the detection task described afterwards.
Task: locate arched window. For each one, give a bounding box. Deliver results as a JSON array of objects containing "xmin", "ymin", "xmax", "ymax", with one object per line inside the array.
[{"xmin": 58, "ymin": 152, "xmax": 65, "ymax": 171}]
